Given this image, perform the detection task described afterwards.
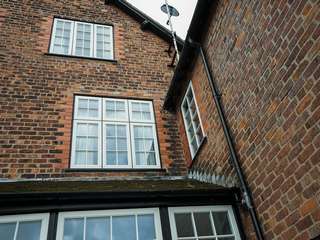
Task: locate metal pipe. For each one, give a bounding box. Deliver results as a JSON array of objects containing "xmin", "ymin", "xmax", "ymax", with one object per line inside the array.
[{"xmin": 190, "ymin": 39, "xmax": 264, "ymax": 240}]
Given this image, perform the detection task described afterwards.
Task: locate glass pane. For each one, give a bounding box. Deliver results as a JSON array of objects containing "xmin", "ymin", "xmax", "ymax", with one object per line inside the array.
[
  {"xmin": 212, "ymin": 212, "xmax": 232, "ymax": 235},
  {"xmin": 106, "ymin": 138, "xmax": 116, "ymax": 151},
  {"xmin": 106, "ymin": 125, "xmax": 115, "ymax": 137},
  {"xmin": 88, "ymin": 124, "xmax": 98, "ymax": 136},
  {"xmin": 117, "ymin": 126, "xmax": 126, "ymax": 137},
  {"xmin": 132, "ymin": 111, "xmax": 141, "ymax": 120},
  {"xmin": 140, "ymin": 103, "xmax": 150, "ymax": 112},
  {"xmin": 193, "ymin": 212, "xmax": 213, "ymax": 236},
  {"xmin": 86, "ymin": 217, "xmax": 110, "ymax": 240},
  {"xmin": 89, "ymin": 100, "xmax": 99, "ymax": 109},
  {"xmin": 16, "ymin": 221, "xmax": 41, "ymax": 240},
  {"xmin": 146, "ymin": 152, "xmax": 156, "ymax": 165},
  {"xmin": 106, "ymin": 152, "xmax": 116, "ymax": 165},
  {"xmin": 112, "ymin": 216, "xmax": 136, "ymax": 240},
  {"xmin": 142, "ymin": 112, "xmax": 151, "ymax": 120},
  {"xmin": 116, "ymin": 101, "xmax": 125, "ymax": 111},
  {"xmin": 144, "ymin": 127, "xmax": 153, "ymax": 138},
  {"xmin": 63, "ymin": 218, "xmax": 84, "ymax": 240},
  {"xmin": 135, "ymin": 140, "xmax": 144, "ymax": 152},
  {"xmin": 76, "ymin": 137, "xmax": 87, "ymax": 150},
  {"xmin": 131, "ymin": 102, "xmax": 140, "ymax": 111},
  {"xmin": 87, "ymin": 137, "xmax": 98, "ymax": 151},
  {"xmin": 136, "ymin": 153, "xmax": 145, "ymax": 165},
  {"xmin": 175, "ymin": 213, "xmax": 194, "ymax": 238},
  {"xmin": 78, "ymin": 99, "xmax": 88, "ymax": 110},
  {"xmin": 217, "ymin": 237, "xmax": 235, "ymax": 240},
  {"xmin": 106, "ymin": 101, "xmax": 115, "ymax": 110},
  {"xmin": 137, "ymin": 214, "xmax": 155, "ymax": 240},
  {"xmin": 117, "ymin": 138, "xmax": 127, "ymax": 151},
  {"xmin": 134, "ymin": 127, "xmax": 143, "ymax": 138},
  {"xmin": 116, "ymin": 110, "xmax": 126, "ymax": 119},
  {"xmin": 78, "ymin": 124, "xmax": 88, "ymax": 136},
  {"xmin": 145, "ymin": 140, "xmax": 154, "ymax": 151},
  {"xmin": 87, "ymin": 151, "xmax": 98, "ymax": 165},
  {"xmin": 75, "ymin": 151, "xmax": 86, "ymax": 165},
  {"xmin": 118, "ymin": 152, "xmax": 128, "ymax": 165},
  {"xmin": 0, "ymin": 222, "xmax": 16, "ymax": 240}
]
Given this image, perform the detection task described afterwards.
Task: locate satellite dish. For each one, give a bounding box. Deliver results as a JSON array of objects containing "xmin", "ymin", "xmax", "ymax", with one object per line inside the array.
[{"xmin": 161, "ymin": 4, "xmax": 179, "ymax": 17}]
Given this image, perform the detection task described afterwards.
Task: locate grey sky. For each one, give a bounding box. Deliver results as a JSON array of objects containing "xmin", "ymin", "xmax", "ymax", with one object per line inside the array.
[{"xmin": 126, "ymin": 0, "xmax": 197, "ymax": 39}]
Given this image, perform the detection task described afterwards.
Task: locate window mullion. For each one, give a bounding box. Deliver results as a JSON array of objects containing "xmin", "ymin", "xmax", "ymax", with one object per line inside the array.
[
  {"xmin": 83, "ymin": 217, "xmax": 86, "ymax": 240},
  {"xmin": 13, "ymin": 221, "xmax": 19, "ymax": 240},
  {"xmin": 135, "ymin": 215, "xmax": 139, "ymax": 240},
  {"xmin": 190, "ymin": 212, "xmax": 198, "ymax": 239}
]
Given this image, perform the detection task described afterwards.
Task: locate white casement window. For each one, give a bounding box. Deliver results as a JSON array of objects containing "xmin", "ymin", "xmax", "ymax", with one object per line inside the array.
[
  {"xmin": 71, "ymin": 96, "xmax": 160, "ymax": 169},
  {"xmin": 56, "ymin": 208, "xmax": 163, "ymax": 240},
  {"xmin": 0, "ymin": 213, "xmax": 49, "ymax": 240},
  {"xmin": 50, "ymin": 18, "xmax": 114, "ymax": 60},
  {"xmin": 169, "ymin": 206, "xmax": 241, "ymax": 240},
  {"xmin": 181, "ymin": 82, "xmax": 205, "ymax": 159}
]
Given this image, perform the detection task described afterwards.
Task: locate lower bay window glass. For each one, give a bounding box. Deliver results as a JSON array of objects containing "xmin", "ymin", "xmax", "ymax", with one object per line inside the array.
[
  {"xmin": 71, "ymin": 96, "xmax": 160, "ymax": 169},
  {"xmin": 169, "ymin": 206, "xmax": 241, "ymax": 240},
  {"xmin": 56, "ymin": 208, "xmax": 162, "ymax": 240},
  {"xmin": 0, "ymin": 213, "xmax": 49, "ymax": 240}
]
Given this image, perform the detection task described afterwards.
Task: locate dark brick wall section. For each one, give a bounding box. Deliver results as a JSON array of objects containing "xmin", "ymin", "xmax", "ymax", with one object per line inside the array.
[
  {"xmin": 177, "ymin": 0, "xmax": 319, "ymax": 239},
  {"xmin": 0, "ymin": 0, "xmax": 187, "ymax": 179}
]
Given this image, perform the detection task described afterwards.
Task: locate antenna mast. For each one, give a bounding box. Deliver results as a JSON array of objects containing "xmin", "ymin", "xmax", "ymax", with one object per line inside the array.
[{"xmin": 161, "ymin": 0, "xmax": 180, "ymax": 62}]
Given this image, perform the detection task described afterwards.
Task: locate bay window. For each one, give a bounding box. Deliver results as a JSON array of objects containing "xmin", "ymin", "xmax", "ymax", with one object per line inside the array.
[
  {"xmin": 0, "ymin": 213, "xmax": 49, "ymax": 240},
  {"xmin": 56, "ymin": 208, "xmax": 162, "ymax": 240}
]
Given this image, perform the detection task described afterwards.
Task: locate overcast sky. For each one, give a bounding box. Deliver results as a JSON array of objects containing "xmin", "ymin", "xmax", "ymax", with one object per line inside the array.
[{"xmin": 126, "ymin": 0, "xmax": 197, "ymax": 39}]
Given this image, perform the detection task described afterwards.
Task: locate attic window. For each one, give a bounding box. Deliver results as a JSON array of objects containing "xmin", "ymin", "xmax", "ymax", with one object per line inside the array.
[
  {"xmin": 49, "ymin": 18, "xmax": 114, "ymax": 60},
  {"xmin": 71, "ymin": 96, "xmax": 161, "ymax": 169}
]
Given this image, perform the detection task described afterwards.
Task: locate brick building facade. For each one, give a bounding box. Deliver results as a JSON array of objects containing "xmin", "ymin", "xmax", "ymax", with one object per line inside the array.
[
  {"xmin": 0, "ymin": 0, "xmax": 319, "ymax": 240},
  {"xmin": 165, "ymin": 0, "xmax": 320, "ymax": 239}
]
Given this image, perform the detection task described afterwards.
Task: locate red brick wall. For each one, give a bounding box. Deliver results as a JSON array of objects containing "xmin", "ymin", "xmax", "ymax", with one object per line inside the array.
[
  {"xmin": 177, "ymin": 0, "xmax": 320, "ymax": 239},
  {"xmin": 0, "ymin": 0, "xmax": 187, "ymax": 179}
]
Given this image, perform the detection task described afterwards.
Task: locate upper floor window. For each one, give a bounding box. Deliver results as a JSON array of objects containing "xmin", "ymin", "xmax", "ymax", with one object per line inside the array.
[
  {"xmin": 71, "ymin": 96, "xmax": 160, "ymax": 169},
  {"xmin": 181, "ymin": 82, "xmax": 205, "ymax": 159},
  {"xmin": 50, "ymin": 18, "xmax": 114, "ymax": 60}
]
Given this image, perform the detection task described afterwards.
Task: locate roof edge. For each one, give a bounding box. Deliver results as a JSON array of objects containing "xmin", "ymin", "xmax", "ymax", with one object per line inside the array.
[
  {"xmin": 106, "ymin": 0, "xmax": 184, "ymax": 49},
  {"xmin": 163, "ymin": 0, "xmax": 217, "ymax": 111}
]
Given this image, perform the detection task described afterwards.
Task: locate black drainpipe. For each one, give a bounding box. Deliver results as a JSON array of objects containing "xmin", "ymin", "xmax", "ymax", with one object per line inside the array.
[{"xmin": 188, "ymin": 39, "xmax": 264, "ymax": 240}]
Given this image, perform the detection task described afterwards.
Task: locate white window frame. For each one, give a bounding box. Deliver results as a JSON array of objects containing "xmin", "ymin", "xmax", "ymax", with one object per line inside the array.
[
  {"xmin": 129, "ymin": 100, "xmax": 155, "ymax": 123},
  {"xmin": 103, "ymin": 98, "xmax": 129, "ymax": 122},
  {"xmin": 72, "ymin": 21, "xmax": 94, "ymax": 57},
  {"xmin": 71, "ymin": 96, "xmax": 161, "ymax": 169},
  {"xmin": 0, "ymin": 213, "xmax": 50, "ymax": 240},
  {"xmin": 71, "ymin": 120, "xmax": 102, "ymax": 169},
  {"xmin": 181, "ymin": 82, "xmax": 205, "ymax": 159},
  {"xmin": 94, "ymin": 24, "xmax": 114, "ymax": 60},
  {"xmin": 168, "ymin": 205, "xmax": 241, "ymax": 240},
  {"xmin": 130, "ymin": 122, "xmax": 161, "ymax": 169},
  {"xmin": 50, "ymin": 18, "xmax": 114, "ymax": 60},
  {"xmin": 56, "ymin": 208, "xmax": 163, "ymax": 240},
  {"xmin": 103, "ymin": 122, "xmax": 132, "ymax": 169}
]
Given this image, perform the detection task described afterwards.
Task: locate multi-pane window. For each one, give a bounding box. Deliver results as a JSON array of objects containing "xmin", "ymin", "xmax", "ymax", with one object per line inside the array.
[
  {"xmin": 50, "ymin": 18, "xmax": 114, "ymax": 60},
  {"xmin": 169, "ymin": 206, "xmax": 241, "ymax": 240},
  {"xmin": 71, "ymin": 96, "xmax": 160, "ymax": 169},
  {"xmin": 56, "ymin": 208, "xmax": 163, "ymax": 240},
  {"xmin": 181, "ymin": 82, "xmax": 205, "ymax": 159},
  {"xmin": 0, "ymin": 213, "xmax": 49, "ymax": 240}
]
